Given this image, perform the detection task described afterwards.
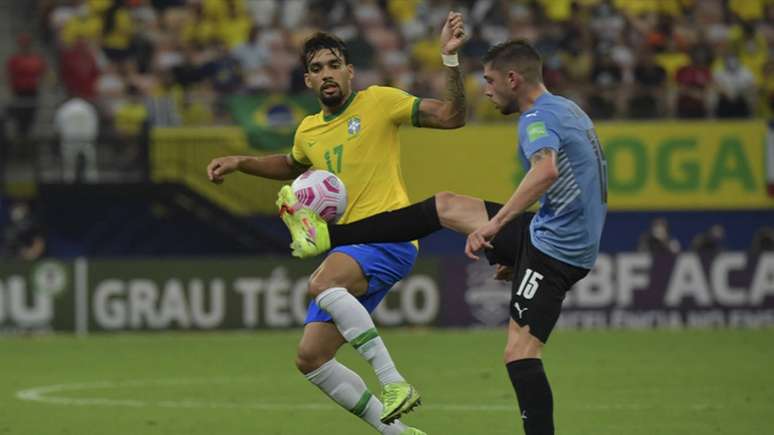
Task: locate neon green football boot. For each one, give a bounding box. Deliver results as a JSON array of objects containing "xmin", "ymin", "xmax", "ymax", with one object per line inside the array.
[
  {"xmin": 380, "ymin": 382, "xmax": 422, "ymax": 424},
  {"xmin": 276, "ymin": 185, "xmax": 331, "ymax": 258},
  {"xmin": 400, "ymin": 427, "xmax": 427, "ymax": 435}
]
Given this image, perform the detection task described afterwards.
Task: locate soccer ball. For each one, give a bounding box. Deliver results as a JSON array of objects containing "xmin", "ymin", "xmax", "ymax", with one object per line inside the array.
[{"xmin": 291, "ymin": 169, "xmax": 348, "ymax": 223}]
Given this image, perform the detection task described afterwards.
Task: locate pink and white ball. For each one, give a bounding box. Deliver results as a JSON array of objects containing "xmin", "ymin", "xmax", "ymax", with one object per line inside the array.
[{"xmin": 291, "ymin": 169, "xmax": 348, "ymax": 223}]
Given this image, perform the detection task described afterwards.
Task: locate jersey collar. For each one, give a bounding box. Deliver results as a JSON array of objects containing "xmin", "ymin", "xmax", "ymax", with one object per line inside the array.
[
  {"xmin": 322, "ymin": 91, "xmax": 358, "ymax": 122},
  {"xmin": 534, "ymin": 90, "xmax": 552, "ymax": 106}
]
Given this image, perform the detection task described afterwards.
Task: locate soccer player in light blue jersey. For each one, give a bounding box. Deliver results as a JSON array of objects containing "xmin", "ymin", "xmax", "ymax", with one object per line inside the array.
[{"xmin": 281, "ymin": 40, "xmax": 607, "ymax": 435}]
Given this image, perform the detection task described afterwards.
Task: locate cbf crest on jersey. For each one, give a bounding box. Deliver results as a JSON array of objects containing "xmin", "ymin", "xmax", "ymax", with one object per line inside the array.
[{"xmin": 347, "ymin": 116, "xmax": 361, "ymax": 137}]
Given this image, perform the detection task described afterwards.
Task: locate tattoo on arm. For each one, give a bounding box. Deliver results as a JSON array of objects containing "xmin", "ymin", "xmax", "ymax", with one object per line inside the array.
[
  {"xmin": 445, "ymin": 66, "xmax": 466, "ymax": 123},
  {"xmin": 418, "ymin": 66, "xmax": 466, "ymax": 128},
  {"xmin": 529, "ymin": 148, "xmax": 556, "ymax": 165}
]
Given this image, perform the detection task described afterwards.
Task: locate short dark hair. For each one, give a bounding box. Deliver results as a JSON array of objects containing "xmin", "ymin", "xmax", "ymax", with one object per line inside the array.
[
  {"xmin": 482, "ymin": 40, "xmax": 543, "ymax": 83},
  {"xmin": 301, "ymin": 32, "xmax": 349, "ymax": 72}
]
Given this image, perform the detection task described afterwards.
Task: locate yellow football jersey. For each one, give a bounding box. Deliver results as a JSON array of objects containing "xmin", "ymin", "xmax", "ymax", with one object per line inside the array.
[{"xmin": 291, "ymin": 86, "xmax": 421, "ymax": 225}]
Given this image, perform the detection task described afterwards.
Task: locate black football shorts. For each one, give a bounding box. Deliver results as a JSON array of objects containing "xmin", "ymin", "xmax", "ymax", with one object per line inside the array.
[{"xmin": 483, "ymin": 202, "xmax": 589, "ymax": 343}]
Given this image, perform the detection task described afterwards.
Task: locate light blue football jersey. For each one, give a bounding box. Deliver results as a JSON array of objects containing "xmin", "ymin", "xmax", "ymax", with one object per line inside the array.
[{"xmin": 517, "ymin": 92, "xmax": 608, "ymax": 269}]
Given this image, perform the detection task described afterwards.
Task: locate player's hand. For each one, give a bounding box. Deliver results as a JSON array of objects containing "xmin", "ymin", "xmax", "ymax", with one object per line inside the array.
[
  {"xmin": 465, "ymin": 219, "xmax": 500, "ymax": 260},
  {"xmin": 207, "ymin": 156, "xmax": 240, "ymax": 184},
  {"xmin": 494, "ymin": 264, "xmax": 513, "ymax": 281},
  {"xmin": 440, "ymin": 11, "xmax": 465, "ymax": 55}
]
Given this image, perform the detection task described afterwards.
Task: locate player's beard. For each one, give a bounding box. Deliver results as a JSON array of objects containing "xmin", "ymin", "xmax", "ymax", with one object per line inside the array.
[
  {"xmin": 489, "ymin": 91, "xmax": 520, "ymax": 115},
  {"xmin": 499, "ymin": 99, "xmax": 519, "ymax": 115},
  {"xmin": 319, "ymin": 82, "xmax": 344, "ymax": 107}
]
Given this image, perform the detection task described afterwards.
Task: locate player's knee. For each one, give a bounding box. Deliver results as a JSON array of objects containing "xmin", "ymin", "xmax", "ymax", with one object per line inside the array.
[
  {"xmin": 295, "ymin": 348, "xmax": 332, "ymax": 374},
  {"xmin": 503, "ymin": 334, "xmax": 542, "ymax": 362},
  {"xmin": 307, "ymin": 276, "xmax": 338, "ymax": 298},
  {"xmin": 434, "ymin": 191, "xmax": 458, "ymax": 220},
  {"xmin": 503, "ymin": 346, "xmax": 539, "ymax": 363},
  {"xmin": 307, "ymin": 268, "xmax": 366, "ymax": 298}
]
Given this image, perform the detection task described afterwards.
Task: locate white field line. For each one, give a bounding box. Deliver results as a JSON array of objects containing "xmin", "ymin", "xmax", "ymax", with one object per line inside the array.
[
  {"xmin": 15, "ymin": 378, "xmax": 720, "ymax": 413},
  {"xmin": 15, "ymin": 378, "xmax": 512, "ymax": 412}
]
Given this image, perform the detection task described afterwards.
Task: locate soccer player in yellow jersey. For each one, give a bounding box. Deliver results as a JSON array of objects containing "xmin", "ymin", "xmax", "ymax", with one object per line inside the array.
[{"xmin": 206, "ymin": 13, "xmax": 466, "ymax": 435}]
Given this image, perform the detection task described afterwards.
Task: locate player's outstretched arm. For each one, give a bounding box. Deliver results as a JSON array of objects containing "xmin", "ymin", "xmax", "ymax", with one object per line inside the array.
[
  {"xmin": 207, "ymin": 154, "xmax": 309, "ymax": 183},
  {"xmin": 465, "ymin": 148, "xmax": 559, "ymax": 259},
  {"xmin": 417, "ymin": 11, "xmax": 466, "ymax": 129}
]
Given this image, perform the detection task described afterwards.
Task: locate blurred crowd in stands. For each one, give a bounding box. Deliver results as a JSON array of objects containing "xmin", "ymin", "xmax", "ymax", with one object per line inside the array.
[
  {"xmin": 637, "ymin": 218, "xmax": 774, "ymax": 257},
  {"xmin": 1, "ymin": 0, "xmax": 773, "ymax": 183},
  {"xmin": 7, "ymin": 0, "xmax": 773, "ymax": 132}
]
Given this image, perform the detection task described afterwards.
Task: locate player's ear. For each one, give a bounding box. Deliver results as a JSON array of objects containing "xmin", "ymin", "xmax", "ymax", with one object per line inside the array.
[
  {"xmin": 347, "ymin": 64, "xmax": 354, "ymax": 80},
  {"xmin": 506, "ymin": 70, "xmax": 521, "ymax": 90},
  {"xmin": 304, "ymin": 72, "xmax": 312, "ymax": 89}
]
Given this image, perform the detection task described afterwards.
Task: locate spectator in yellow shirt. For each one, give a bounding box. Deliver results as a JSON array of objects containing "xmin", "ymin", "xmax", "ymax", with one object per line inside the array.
[
  {"xmin": 181, "ymin": 3, "xmax": 218, "ymax": 47},
  {"xmin": 729, "ymin": 0, "xmax": 765, "ymax": 21},
  {"xmin": 217, "ymin": 1, "xmax": 251, "ymax": 49},
  {"xmin": 202, "ymin": 0, "xmax": 246, "ymax": 22},
  {"xmin": 102, "ymin": 2, "xmax": 135, "ymax": 65},
  {"xmin": 114, "ymin": 86, "xmax": 148, "ymax": 138},
  {"xmin": 114, "ymin": 85, "xmax": 150, "ymax": 175},
  {"xmin": 60, "ymin": 7, "xmax": 102, "ymax": 46}
]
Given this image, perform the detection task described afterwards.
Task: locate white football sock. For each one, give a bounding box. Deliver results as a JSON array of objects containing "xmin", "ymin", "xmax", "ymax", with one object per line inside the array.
[
  {"xmin": 305, "ymin": 358, "xmax": 407, "ymax": 434},
  {"xmin": 316, "ymin": 287, "xmax": 405, "ymax": 385},
  {"xmin": 363, "ymin": 395, "xmax": 408, "ymax": 435}
]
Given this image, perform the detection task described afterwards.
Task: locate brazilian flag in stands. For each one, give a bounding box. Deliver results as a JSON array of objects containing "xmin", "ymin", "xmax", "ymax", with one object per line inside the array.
[{"xmin": 228, "ymin": 94, "xmax": 319, "ymax": 150}]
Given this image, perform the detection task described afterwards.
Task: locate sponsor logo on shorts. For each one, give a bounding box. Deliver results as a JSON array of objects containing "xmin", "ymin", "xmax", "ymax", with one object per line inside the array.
[{"xmin": 514, "ymin": 302, "xmax": 528, "ymax": 319}]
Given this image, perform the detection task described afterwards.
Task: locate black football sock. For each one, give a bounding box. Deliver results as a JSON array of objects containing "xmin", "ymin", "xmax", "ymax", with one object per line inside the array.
[
  {"xmin": 506, "ymin": 358, "xmax": 554, "ymax": 435},
  {"xmin": 329, "ymin": 196, "xmax": 441, "ymax": 247}
]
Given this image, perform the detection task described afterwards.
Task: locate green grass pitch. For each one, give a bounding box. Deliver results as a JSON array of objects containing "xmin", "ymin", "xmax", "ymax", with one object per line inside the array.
[{"xmin": 2, "ymin": 328, "xmax": 772, "ymax": 434}]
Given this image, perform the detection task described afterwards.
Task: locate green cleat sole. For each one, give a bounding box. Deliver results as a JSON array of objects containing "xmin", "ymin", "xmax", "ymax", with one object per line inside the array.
[{"xmin": 380, "ymin": 385, "xmax": 422, "ymax": 425}]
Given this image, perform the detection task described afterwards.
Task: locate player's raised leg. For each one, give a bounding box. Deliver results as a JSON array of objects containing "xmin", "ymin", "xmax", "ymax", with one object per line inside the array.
[
  {"xmin": 278, "ymin": 190, "xmax": 492, "ymax": 258},
  {"xmin": 297, "ymin": 322, "xmax": 423, "ymax": 434},
  {"xmin": 306, "ymin": 251, "xmax": 422, "ymax": 424}
]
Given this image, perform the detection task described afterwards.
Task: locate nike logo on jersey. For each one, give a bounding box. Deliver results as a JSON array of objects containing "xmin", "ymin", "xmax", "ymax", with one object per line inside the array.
[
  {"xmin": 514, "ymin": 302, "xmax": 528, "ymax": 319},
  {"xmin": 305, "ymin": 140, "xmax": 317, "ymax": 148}
]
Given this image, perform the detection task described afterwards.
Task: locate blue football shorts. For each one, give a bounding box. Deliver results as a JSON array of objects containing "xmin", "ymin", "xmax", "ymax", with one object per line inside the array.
[{"xmin": 304, "ymin": 242, "xmax": 418, "ymax": 324}]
